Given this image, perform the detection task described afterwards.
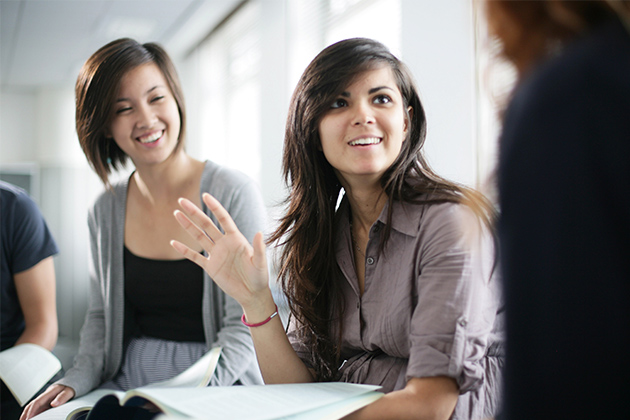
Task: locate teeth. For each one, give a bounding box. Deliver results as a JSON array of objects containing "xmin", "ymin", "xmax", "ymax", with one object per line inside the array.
[
  {"xmin": 349, "ymin": 137, "xmax": 381, "ymax": 146},
  {"xmin": 138, "ymin": 131, "xmax": 162, "ymax": 144}
]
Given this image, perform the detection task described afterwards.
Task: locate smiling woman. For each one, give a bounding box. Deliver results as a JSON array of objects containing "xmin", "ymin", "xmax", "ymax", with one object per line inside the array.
[
  {"xmin": 20, "ymin": 38, "xmax": 266, "ymax": 420},
  {"xmin": 170, "ymin": 38, "xmax": 504, "ymax": 420},
  {"xmin": 105, "ymin": 63, "xmax": 182, "ymax": 169},
  {"xmin": 318, "ymin": 65, "xmax": 410, "ymax": 186}
]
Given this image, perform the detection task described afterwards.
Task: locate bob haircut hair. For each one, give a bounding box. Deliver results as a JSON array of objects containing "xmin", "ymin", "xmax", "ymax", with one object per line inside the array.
[
  {"xmin": 271, "ymin": 37, "xmax": 495, "ymax": 380},
  {"xmin": 75, "ymin": 38, "xmax": 186, "ymax": 187}
]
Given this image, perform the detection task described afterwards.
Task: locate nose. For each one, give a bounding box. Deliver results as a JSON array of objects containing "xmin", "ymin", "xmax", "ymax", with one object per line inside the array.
[
  {"xmin": 136, "ymin": 103, "xmax": 158, "ymax": 128},
  {"xmin": 352, "ymin": 102, "xmax": 375, "ymax": 126}
]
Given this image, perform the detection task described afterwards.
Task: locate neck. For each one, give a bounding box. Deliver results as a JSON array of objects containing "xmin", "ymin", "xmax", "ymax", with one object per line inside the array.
[
  {"xmin": 345, "ymin": 183, "xmax": 388, "ymax": 235},
  {"xmin": 131, "ymin": 152, "xmax": 202, "ymax": 203}
]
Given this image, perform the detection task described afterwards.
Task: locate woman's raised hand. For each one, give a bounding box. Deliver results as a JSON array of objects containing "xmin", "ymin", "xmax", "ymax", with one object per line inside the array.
[{"xmin": 171, "ymin": 193, "xmax": 270, "ymax": 307}]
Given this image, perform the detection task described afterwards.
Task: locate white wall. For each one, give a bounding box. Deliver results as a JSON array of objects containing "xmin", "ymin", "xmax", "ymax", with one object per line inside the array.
[{"xmin": 401, "ymin": 0, "xmax": 477, "ymax": 187}]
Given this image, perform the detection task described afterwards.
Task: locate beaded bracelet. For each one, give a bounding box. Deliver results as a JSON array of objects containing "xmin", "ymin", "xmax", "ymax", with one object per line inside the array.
[{"xmin": 241, "ymin": 304, "xmax": 279, "ymax": 328}]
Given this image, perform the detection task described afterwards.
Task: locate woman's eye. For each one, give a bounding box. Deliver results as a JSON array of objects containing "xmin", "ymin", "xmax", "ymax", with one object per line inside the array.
[
  {"xmin": 373, "ymin": 95, "xmax": 392, "ymax": 104},
  {"xmin": 330, "ymin": 98, "xmax": 348, "ymax": 109},
  {"xmin": 115, "ymin": 106, "xmax": 132, "ymax": 114},
  {"xmin": 151, "ymin": 95, "xmax": 165, "ymax": 103}
]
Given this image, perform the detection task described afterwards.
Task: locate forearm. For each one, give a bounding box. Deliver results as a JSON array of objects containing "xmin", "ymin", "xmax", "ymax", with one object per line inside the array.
[
  {"xmin": 242, "ymin": 292, "xmax": 314, "ymax": 384},
  {"xmin": 344, "ymin": 376, "xmax": 458, "ymax": 420}
]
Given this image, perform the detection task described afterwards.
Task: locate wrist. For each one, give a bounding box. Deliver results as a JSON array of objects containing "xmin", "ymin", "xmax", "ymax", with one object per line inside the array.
[
  {"xmin": 242, "ymin": 304, "xmax": 278, "ymax": 327},
  {"xmin": 241, "ymin": 291, "xmax": 277, "ymax": 326}
]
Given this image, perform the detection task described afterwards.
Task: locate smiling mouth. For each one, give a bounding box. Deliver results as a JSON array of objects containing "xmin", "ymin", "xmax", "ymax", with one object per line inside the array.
[
  {"xmin": 137, "ymin": 130, "xmax": 163, "ymax": 144},
  {"xmin": 348, "ymin": 137, "xmax": 381, "ymax": 146}
]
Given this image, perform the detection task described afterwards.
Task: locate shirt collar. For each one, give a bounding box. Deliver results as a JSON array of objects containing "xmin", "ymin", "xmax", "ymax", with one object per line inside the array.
[{"xmin": 337, "ymin": 195, "xmax": 422, "ymax": 238}]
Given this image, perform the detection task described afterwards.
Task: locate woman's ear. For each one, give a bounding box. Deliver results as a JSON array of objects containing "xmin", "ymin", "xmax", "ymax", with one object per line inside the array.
[{"xmin": 403, "ymin": 106, "xmax": 413, "ymax": 139}]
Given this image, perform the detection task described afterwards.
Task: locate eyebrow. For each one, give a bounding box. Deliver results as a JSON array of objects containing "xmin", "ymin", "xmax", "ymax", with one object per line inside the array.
[
  {"xmin": 116, "ymin": 85, "xmax": 163, "ymax": 103},
  {"xmin": 340, "ymin": 86, "xmax": 394, "ymax": 97}
]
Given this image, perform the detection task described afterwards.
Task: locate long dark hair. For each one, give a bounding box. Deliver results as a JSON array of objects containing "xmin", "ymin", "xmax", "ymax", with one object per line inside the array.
[
  {"xmin": 269, "ymin": 38, "xmax": 496, "ymax": 380},
  {"xmin": 75, "ymin": 38, "xmax": 186, "ymax": 187}
]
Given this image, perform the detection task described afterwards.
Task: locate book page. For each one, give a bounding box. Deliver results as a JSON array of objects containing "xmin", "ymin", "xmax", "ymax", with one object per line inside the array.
[
  {"xmin": 0, "ymin": 344, "xmax": 62, "ymax": 406},
  {"xmin": 145, "ymin": 347, "xmax": 222, "ymax": 388},
  {"xmin": 278, "ymin": 391, "xmax": 383, "ymax": 420},
  {"xmin": 130, "ymin": 382, "xmax": 380, "ymax": 420}
]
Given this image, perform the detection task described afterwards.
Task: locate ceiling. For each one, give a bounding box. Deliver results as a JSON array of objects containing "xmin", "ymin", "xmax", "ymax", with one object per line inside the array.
[{"xmin": 0, "ymin": 0, "xmax": 242, "ymax": 90}]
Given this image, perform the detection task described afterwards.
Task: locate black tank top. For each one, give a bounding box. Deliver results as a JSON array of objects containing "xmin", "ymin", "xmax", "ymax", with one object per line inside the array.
[{"xmin": 124, "ymin": 246, "xmax": 205, "ymax": 342}]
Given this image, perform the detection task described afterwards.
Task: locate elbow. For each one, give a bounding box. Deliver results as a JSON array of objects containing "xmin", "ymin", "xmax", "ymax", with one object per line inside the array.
[{"xmin": 18, "ymin": 319, "xmax": 59, "ymax": 351}]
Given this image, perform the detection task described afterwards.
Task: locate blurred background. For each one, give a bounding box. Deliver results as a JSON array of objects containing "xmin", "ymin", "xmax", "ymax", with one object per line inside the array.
[{"xmin": 0, "ymin": 0, "xmax": 512, "ymax": 368}]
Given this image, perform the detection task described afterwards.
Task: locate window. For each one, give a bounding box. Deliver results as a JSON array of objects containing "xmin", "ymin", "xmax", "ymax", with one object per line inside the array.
[
  {"xmin": 193, "ymin": 1, "xmax": 262, "ymax": 183},
  {"xmin": 287, "ymin": 0, "xmax": 401, "ymax": 92}
]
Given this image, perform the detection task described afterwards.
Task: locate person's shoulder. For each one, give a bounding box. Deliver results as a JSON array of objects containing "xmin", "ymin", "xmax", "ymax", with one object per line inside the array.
[
  {"xmin": 201, "ymin": 160, "xmax": 254, "ymax": 187},
  {"xmin": 1, "ymin": 180, "xmax": 26, "ymax": 197},
  {"xmin": 90, "ymin": 178, "xmax": 128, "ymax": 214},
  {"xmin": 394, "ymin": 199, "xmax": 471, "ymax": 236},
  {"xmin": 1, "ymin": 180, "xmax": 32, "ymax": 203},
  {"xmin": 0, "ymin": 181, "xmax": 40, "ymax": 216},
  {"xmin": 200, "ymin": 160, "xmax": 260, "ymax": 202}
]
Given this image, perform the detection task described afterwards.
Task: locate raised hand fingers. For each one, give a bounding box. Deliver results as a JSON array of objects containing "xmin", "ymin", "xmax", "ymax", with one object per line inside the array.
[
  {"xmin": 177, "ymin": 197, "xmax": 224, "ymax": 243},
  {"xmin": 173, "ymin": 208, "xmax": 216, "ymax": 253},
  {"xmin": 201, "ymin": 193, "xmax": 241, "ymax": 235},
  {"xmin": 170, "ymin": 239, "xmax": 208, "ymax": 268}
]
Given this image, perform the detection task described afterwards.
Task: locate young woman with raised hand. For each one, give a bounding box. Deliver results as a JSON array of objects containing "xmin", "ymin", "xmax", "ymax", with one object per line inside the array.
[
  {"xmin": 21, "ymin": 38, "xmax": 265, "ymax": 420},
  {"xmin": 171, "ymin": 38, "xmax": 503, "ymax": 420}
]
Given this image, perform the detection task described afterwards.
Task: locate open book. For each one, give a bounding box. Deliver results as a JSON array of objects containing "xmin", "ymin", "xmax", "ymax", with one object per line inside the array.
[
  {"xmin": 84, "ymin": 382, "xmax": 381, "ymax": 420},
  {"xmin": 0, "ymin": 343, "xmax": 62, "ymax": 406},
  {"xmin": 32, "ymin": 346, "xmax": 222, "ymax": 420}
]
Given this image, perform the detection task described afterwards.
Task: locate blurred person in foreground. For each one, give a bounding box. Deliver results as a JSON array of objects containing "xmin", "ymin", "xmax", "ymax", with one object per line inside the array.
[{"xmin": 480, "ymin": 1, "xmax": 630, "ymax": 419}]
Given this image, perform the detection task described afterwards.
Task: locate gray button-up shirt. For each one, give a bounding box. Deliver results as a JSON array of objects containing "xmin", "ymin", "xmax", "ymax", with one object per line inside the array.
[{"xmin": 289, "ymin": 198, "xmax": 503, "ymax": 419}]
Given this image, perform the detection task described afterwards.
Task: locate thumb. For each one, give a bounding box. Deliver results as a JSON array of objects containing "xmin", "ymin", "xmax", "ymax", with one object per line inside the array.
[{"xmin": 252, "ymin": 232, "xmax": 268, "ymax": 272}]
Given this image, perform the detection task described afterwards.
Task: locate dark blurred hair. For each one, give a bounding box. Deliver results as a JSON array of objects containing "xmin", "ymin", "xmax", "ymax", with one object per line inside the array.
[
  {"xmin": 483, "ymin": 0, "xmax": 630, "ymax": 76},
  {"xmin": 269, "ymin": 37, "xmax": 496, "ymax": 381},
  {"xmin": 75, "ymin": 38, "xmax": 186, "ymax": 187}
]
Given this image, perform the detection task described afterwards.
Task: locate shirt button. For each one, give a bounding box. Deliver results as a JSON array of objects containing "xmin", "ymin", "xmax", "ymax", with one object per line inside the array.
[
  {"xmin": 366, "ymin": 257, "xmax": 375, "ymax": 265},
  {"xmin": 459, "ymin": 318, "xmax": 468, "ymax": 327},
  {"xmin": 373, "ymin": 225, "xmax": 380, "ymax": 232}
]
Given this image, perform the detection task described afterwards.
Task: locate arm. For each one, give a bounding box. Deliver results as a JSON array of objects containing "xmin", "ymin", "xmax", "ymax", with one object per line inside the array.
[
  {"xmin": 344, "ymin": 376, "xmax": 458, "ymax": 420},
  {"xmin": 172, "ymin": 193, "xmax": 314, "ymax": 384},
  {"xmin": 203, "ymin": 179, "xmax": 274, "ymax": 386},
  {"xmin": 14, "ymin": 256, "xmax": 58, "ymax": 350}
]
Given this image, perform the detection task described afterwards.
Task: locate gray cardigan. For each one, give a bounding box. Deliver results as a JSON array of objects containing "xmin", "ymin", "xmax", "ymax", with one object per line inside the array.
[{"xmin": 58, "ymin": 161, "xmax": 265, "ymax": 397}]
